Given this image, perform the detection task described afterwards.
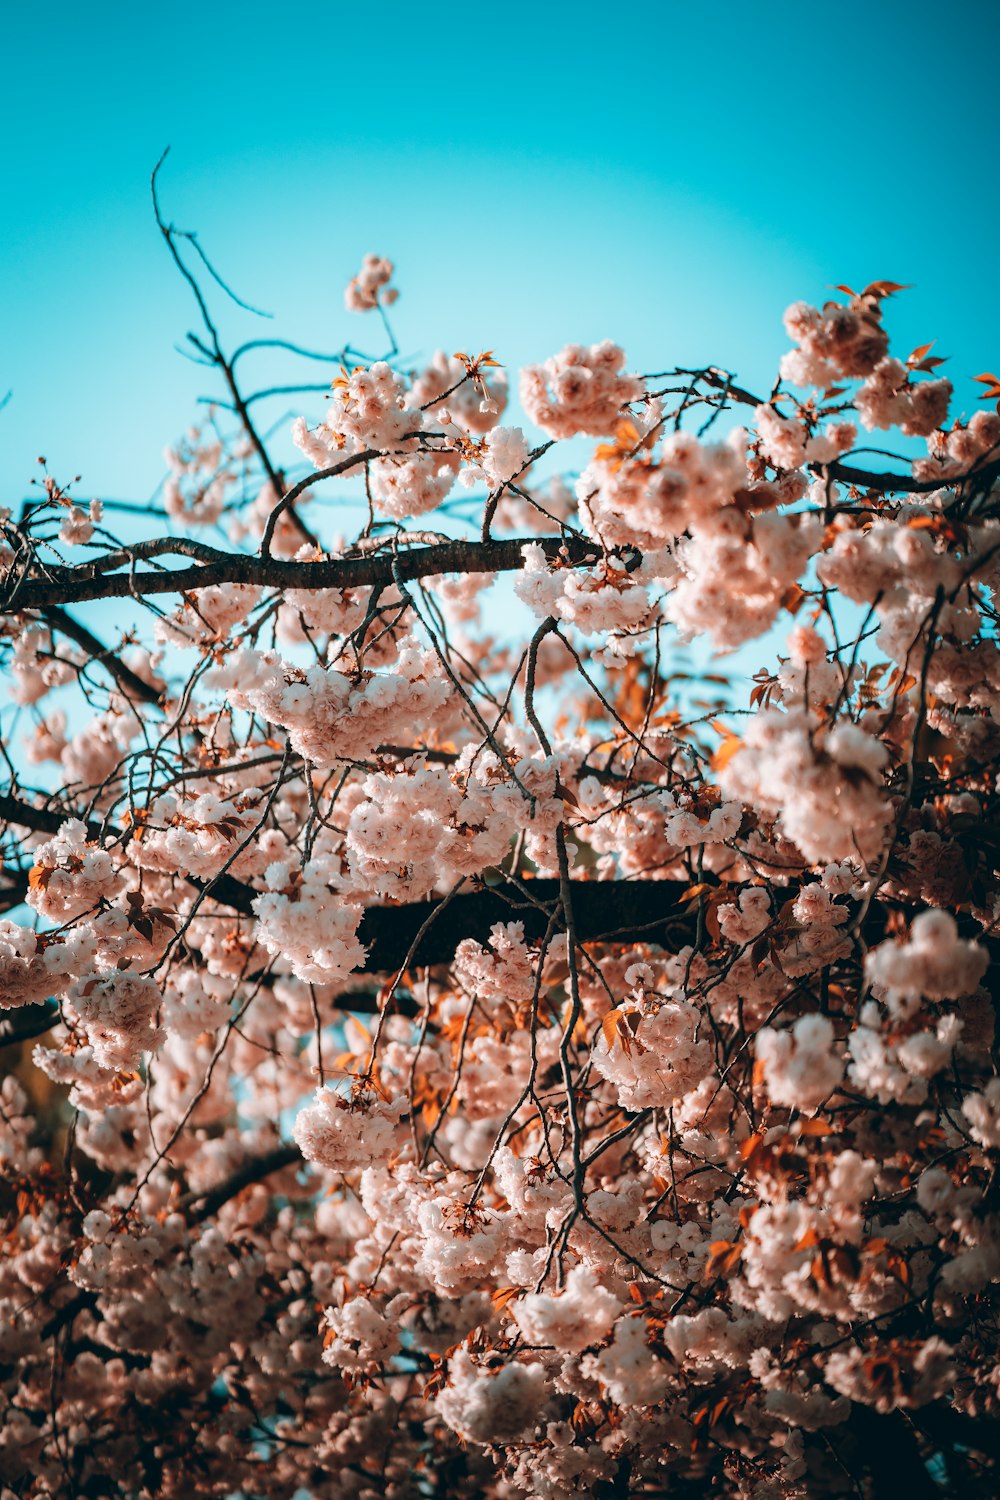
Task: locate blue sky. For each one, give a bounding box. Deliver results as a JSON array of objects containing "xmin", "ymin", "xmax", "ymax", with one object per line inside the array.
[{"xmin": 2, "ymin": 0, "xmax": 999, "ymax": 506}]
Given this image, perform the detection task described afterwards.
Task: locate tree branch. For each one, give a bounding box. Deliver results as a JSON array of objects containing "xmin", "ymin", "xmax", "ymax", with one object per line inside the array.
[
  {"xmin": 180, "ymin": 1143, "xmax": 303, "ymax": 1222},
  {"xmin": 42, "ymin": 605, "xmax": 164, "ymax": 706},
  {"xmin": 6, "ymin": 535, "xmax": 602, "ymax": 611}
]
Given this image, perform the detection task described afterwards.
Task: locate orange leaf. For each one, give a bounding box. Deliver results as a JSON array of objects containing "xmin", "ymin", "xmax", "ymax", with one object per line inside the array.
[
  {"xmin": 740, "ymin": 1131, "xmax": 765, "ymax": 1161},
  {"xmin": 704, "ymin": 1240, "xmax": 743, "ymax": 1280},
  {"xmin": 491, "ymin": 1286, "xmax": 522, "ymax": 1315},
  {"xmin": 711, "ymin": 733, "xmax": 743, "ymax": 772},
  {"xmin": 908, "ymin": 342, "xmax": 935, "ymax": 364},
  {"xmin": 780, "ymin": 583, "xmax": 806, "ymax": 616},
  {"xmin": 601, "ymin": 1009, "xmax": 635, "ymax": 1057},
  {"xmin": 796, "ymin": 1117, "xmax": 833, "ymax": 1138},
  {"xmin": 862, "ymin": 280, "xmax": 911, "ymax": 299}
]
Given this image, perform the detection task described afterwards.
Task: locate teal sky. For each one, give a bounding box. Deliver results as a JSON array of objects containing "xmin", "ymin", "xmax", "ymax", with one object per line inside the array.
[{"xmin": 2, "ymin": 0, "xmax": 999, "ymax": 505}]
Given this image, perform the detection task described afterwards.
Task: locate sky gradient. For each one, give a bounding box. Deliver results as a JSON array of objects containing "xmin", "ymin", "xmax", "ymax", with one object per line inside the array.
[{"xmin": 3, "ymin": 1, "xmax": 999, "ymax": 505}]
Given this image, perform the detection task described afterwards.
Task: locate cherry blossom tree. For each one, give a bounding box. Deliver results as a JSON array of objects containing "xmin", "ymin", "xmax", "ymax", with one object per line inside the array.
[{"xmin": 1, "ymin": 164, "xmax": 998, "ymax": 1497}]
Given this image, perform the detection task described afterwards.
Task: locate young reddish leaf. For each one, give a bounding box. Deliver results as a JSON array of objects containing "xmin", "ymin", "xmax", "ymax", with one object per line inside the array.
[
  {"xmin": 704, "ymin": 1240, "xmax": 743, "ymax": 1280},
  {"xmin": 491, "ymin": 1286, "xmax": 522, "ymax": 1315},
  {"xmin": 711, "ymin": 733, "xmax": 743, "ymax": 772},
  {"xmin": 908, "ymin": 342, "xmax": 934, "ymax": 363},
  {"xmin": 796, "ymin": 1117, "xmax": 833, "ymax": 1137},
  {"xmin": 862, "ymin": 280, "xmax": 911, "ymax": 299}
]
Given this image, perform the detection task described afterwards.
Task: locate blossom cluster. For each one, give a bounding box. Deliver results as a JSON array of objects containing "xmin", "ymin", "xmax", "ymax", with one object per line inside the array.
[{"xmin": 2, "ymin": 271, "xmax": 999, "ymax": 1500}]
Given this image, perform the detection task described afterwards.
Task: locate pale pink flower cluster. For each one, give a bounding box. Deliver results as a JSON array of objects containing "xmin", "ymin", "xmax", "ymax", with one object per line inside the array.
[
  {"xmin": 915, "ymin": 407, "xmax": 1000, "ymax": 481},
  {"xmin": 865, "ymin": 910, "xmax": 988, "ymax": 1017},
  {"xmin": 411, "ymin": 350, "xmax": 508, "ymax": 435},
  {"xmin": 737, "ymin": 1169, "xmax": 878, "ymax": 1323},
  {"xmin": 67, "ymin": 969, "xmax": 164, "ymax": 1072},
  {"xmin": 578, "ymin": 428, "xmax": 747, "ymax": 549},
  {"xmin": 164, "ymin": 425, "xmax": 236, "ymax": 526},
  {"xmin": 582, "ymin": 1315, "xmax": 671, "ymax": 1407},
  {"xmin": 755, "ymin": 405, "xmax": 809, "ymax": 471},
  {"xmin": 294, "ymin": 1086, "xmax": 406, "ymax": 1173},
  {"xmin": 435, "ymin": 1347, "xmax": 548, "ymax": 1444},
  {"xmin": 27, "ymin": 819, "xmax": 124, "ymax": 921},
  {"xmin": 60, "ymin": 707, "xmax": 141, "ymax": 795},
  {"xmin": 720, "ymin": 708, "xmax": 892, "ymax": 862},
  {"xmin": 475, "ymin": 425, "xmax": 531, "ymax": 490},
  {"xmin": 756, "ymin": 407, "xmax": 858, "ymax": 472},
  {"xmin": 320, "ymin": 1295, "xmax": 399, "ymax": 1372},
  {"xmin": 0, "ymin": 920, "xmax": 97, "ymax": 1011},
  {"xmin": 454, "ymin": 921, "xmax": 537, "ymax": 1004},
  {"xmin": 774, "ymin": 623, "xmax": 848, "ymax": 711},
  {"xmin": 520, "ymin": 341, "xmax": 643, "ymax": 438},
  {"xmin": 512, "ymin": 1263, "xmax": 620, "ymax": 1351},
  {"xmin": 252, "ymin": 856, "xmax": 366, "ymax": 985},
  {"xmin": 667, "ymin": 513, "xmax": 821, "ymax": 650},
  {"xmin": 369, "ymin": 448, "xmax": 461, "ymax": 519},
  {"xmin": 343, "ymin": 757, "xmax": 561, "ymax": 900},
  {"xmin": 343, "ymin": 252, "xmax": 398, "ymax": 311},
  {"xmin": 127, "ymin": 789, "xmax": 283, "ymax": 884},
  {"xmin": 855, "ymin": 357, "xmax": 952, "ymax": 435},
  {"xmin": 22, "ymin": 709, "xmax": 68, "ymax": 765},
  {"xmin": 818, "ymin": 512, "xmax": 963, "ymax": 608},
  {"xmin": 591, "ymin": 999, "xmax": 713, "ymax": 1109},
  {"xmin": 207, "ymin": 638, "xmax": 451, "ymax": 767},
  {"xmin": 962, "ymin": 1078, "xmax": 1000, "ymax": 1149},
  {"xmin": 276, "ymin": 573, "xmax": 371, "ymax": 644},
  {"xmin": 316, "ymin": 361, "xmax": 420, "ymax": 455},
  {"xmin": 515, "ymin": 543, "xmax": 655, "ymax": 636},
  {"xmin": 781, "ymin": 880, "xmax": 852, "ymax": 976},
  {"xmin": 824, "ymin": 1338, "xmax": 955, "ymax": 1412},
  {"xmin": 779, "ymin": 297, "xmax": 890, "ymax": 387},
  {"xmin": 717, "ymin": 885, "xmax": 771, "ymax": 942},
  {"xmin": 9, "ymin": 622, "xmax": 76, "ymax": 705},
  {"xmin": 291, "ymin": 360, "xmax": 480, "ymax": 520},
  {"xmin": 58, "ymin": 498, "xmax": 102, "ymax": 546},
  {"xmin": 847, "ymin": 1002, "xmax": 963, "ymax": 1106},
  {"xmin": 161, "ymin": 967, "xmax": 232, "ymax": 1040},
  {"xmin": 755, "ymin": 1013, "xmax": 844, "ymax": 1111},
  {"xmin": 155, "ymin": 582, "xmax": 261, "ymax": 647},
  {"xmin": 803, "ymin": 419, "xmax": 858, "ymax": 464}
]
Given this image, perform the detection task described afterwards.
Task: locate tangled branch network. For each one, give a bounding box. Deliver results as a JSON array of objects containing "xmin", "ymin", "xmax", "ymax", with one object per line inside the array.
[{"xmin": 1, "ymin": 173, "xmax": 999, "ymax": 1498}]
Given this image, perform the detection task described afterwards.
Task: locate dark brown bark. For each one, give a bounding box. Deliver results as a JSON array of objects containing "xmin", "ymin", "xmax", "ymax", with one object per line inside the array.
[{"xmin": 5, "ymin": 534, "xmax": 602, "ymax": 611}]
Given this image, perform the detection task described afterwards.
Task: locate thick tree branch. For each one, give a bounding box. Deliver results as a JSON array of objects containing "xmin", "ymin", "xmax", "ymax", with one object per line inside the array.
[
  {"xmin": 0, "ymin": 1000, "xmax": 59, "ymax": 1047},
  {"xmin": 0, "ymin": 793, "xmax": 103, "ymax": 839},
  {"xmin": 187, "ymin": 873, "xmax": 696, "ymax": 972},
  {"xmin": 181, "ymin": 1143, "xmax": 303, "ymax": 1222},
  {"xmin": 42, "ymin": 605, "xmax": 165, "ymax": 706},
  {"xmin": 5, "ymin": 535, "xmax": 602, "ymax": 611}
]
